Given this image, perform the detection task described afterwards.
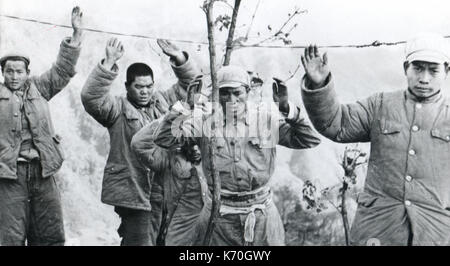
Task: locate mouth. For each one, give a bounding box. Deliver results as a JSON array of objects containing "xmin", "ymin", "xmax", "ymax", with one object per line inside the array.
[{"xmin": 415, "ymin": 86, "xmax": 431, "ymax": 92}]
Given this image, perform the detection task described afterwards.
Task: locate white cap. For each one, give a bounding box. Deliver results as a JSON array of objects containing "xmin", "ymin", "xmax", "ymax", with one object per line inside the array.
[
  {"xmin": 217, "ymin": 65, "xmax": 250, "ymax": 89},
  {"xmin": 405, "ymin": 33, "xmax": 450, "ymax": 64}
]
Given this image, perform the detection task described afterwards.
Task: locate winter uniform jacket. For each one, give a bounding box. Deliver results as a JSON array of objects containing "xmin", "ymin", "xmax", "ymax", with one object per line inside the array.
[
  {"xmin": 0, "ymin": 37, "xmax": 80, "ymax": 179},
  {"xmin": 154, "ymin": 102, "xmax": 321, "ymax": 245},
  {"xmin": 81, "ymin": 56, "xmax": 197, "ymax": 211},
  {"xmin": 131, "ymin": 120, "xmax": 211, "ymax": 246},
  {"xmin": 301, "ymin": 74, "xmax": 450, "ymax": 246}
]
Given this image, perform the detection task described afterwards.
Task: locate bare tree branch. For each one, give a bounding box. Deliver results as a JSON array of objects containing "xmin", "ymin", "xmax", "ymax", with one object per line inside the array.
[
  {"xmin": 223, "ymin": 0, "xmax": 242, "ymax": 66},
  {"xmin": 244, "ymin": 0, "xmax": 261, "ymax": 40}
]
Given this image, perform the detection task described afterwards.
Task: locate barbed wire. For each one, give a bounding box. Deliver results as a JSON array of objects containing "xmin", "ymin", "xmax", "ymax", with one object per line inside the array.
[{"xmin": 1, "ymin": 13, "xmax": 450, "ymax": 50}]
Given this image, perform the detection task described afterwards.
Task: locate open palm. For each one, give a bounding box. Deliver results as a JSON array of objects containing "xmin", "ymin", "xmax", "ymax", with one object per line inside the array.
[
  {"xmin": 157, "ymin": 39, "xmax": 181, "ymax": 58},
  {"xmin": 301, "ymin": 45, "xmax": 330, "ymax": 86},
  {"xmin": 106, "ymin": 38, "xmax": 124, "ymax": 63},
  {"xmin": 71, "ymin": 6, "xmax": 83, "ymax": 31}
]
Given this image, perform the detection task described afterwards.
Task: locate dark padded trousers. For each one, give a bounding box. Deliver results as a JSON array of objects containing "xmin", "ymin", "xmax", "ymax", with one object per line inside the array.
[
  {"xmin": 114, "ymin": 207, "xmax": 152, "ymax": 246},
  {"xmin": 0, "ymin": 160, "xmax": 65, "ymax": 246}
]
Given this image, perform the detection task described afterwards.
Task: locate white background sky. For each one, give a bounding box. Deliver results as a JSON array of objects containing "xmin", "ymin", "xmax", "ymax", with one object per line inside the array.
[{"xmin": 1, "ymin": 0, "xmax": 450, "ymax": 46}]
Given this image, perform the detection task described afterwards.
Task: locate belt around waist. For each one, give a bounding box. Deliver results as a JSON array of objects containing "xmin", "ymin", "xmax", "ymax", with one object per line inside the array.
[{"xmin": 221, "ymin": 186, "xmax": 271, "ymax": 204}]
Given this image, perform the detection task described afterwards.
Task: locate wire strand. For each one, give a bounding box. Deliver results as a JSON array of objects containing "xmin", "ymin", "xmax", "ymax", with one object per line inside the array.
[{"xmin": 2, "ymin": 13, "xmax": 450, "ymax": 50}]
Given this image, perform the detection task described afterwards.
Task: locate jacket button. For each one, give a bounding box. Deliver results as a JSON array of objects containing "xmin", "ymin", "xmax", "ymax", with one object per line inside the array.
[
  {"xmin": 14, "ymin": 113, "xmax": 18, "ymax": 117},
  {"xmin": 408, "ymin": 149, "xmax": 416, "ymax": 156},
  {"xmin": 405, "ymin": 175, "xmax": 412, "ymax": 182},
  {"xmin": 405, "ymin": 200, "xmax": 412, "ymax": 206},
  {"xmin": 416, "ymin": 104, "xmax": 422, "ymax": 109},
  {"xmin": 412, "ymin": 125, "xmax": 419, "ymax": 132},
  {"xmin": 446, "ymin": 136, "xmax": 450, "ymax": 141}
]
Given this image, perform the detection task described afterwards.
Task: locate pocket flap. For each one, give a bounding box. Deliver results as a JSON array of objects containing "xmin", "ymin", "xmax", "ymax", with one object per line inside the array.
[
  {"xmin": 431, "ymin": 128, "xmax": 450, "ymax": 142},
  {"xmin": 379, "ymin": 119, "xmax": 401, "ymax": 134},
  {"xmin": 356, "ymin": 192, "xmax": 378, "ymax": 208},
  {"xmin": 105, "ymin": 164, "xmax": 128, "ymax": 174}
]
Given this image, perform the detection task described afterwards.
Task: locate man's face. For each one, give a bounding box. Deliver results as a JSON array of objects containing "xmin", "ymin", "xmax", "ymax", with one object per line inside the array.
[
  {"xmin": 2, "ymin": 60, "xmax": 29, "ymax": 91},
  {"xmin": 126, "ymin": 75, "xmax": 154, "ymax": 107},
  {"xmin": 404, "ymin": 60, "xmax": 448, "ymax": 98},
  {"xmin": 219, "ymin": 86, "xmax": 248, "ymax": 118},
  {"xmin": 186, "ymin": 144, "xmax": 201, "ymax": 164}
]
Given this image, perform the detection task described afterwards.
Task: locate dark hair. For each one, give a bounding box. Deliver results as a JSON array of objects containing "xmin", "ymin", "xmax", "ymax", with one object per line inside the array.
[
  {"xmin": 1, "ymin": 57, "xmax": 29, "ymax": 72},
  {"xmin": 126, "ymin": 63, "xmax": 153, "ymax": 86}
]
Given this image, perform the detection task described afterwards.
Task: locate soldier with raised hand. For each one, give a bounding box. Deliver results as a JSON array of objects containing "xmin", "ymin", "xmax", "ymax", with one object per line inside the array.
[
  {"xmin": 153, "ymin": 65, "xmax": 321, "ymax": 246},
  {"xmin": 300, "ymin": 34, "xmax": 450, "ymax": 245},
  {"xmin": 0, "ymin": 6, "xmax": 83, "ymax": 246},
  {"xmin": 81, "ymin": 36, "xmax": 197, "ymax": 246}
]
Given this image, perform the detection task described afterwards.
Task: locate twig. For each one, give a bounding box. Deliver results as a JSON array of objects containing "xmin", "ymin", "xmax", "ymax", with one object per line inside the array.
[
  {"xmin": 251, "ymin": 8, "xmax": 307, "ymax": 46},
  {"xmin": 223, "ymin": 0, "xmax": 242, "ymax": 65},
  {"xmin": 244, "ymin": 0, "xmax": 261, "ymax": 40},
  {"xmin": 283, "ymin": 62, "xmax": 302, "ymax": 82}
]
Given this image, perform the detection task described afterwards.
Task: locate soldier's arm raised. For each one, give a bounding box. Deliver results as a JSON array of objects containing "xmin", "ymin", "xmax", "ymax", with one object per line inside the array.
[
  {"xmin": 301, "ymin": 45, "xmax": 378, "ymax": 143},
  {"xmin": 80, "ymin": 38, "xmax": 124, "ymax": 127},
  {"xmin": 156, "ymin": 39, "xmax": 199, "ymax": 105},
  {"xmin": 32, "ymin": 6, "xmax": 83, "ymax": 100}
]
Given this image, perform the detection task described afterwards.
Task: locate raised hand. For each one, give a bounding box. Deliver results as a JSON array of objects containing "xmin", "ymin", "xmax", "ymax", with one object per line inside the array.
[
  {"xmin": 156, "ymin": 39, "xmax": 186, "ymax": 66},
  {"xmin": 104, "ymin": 38, "xmax": 124, "ymax": 69},
  {"xmin": 70, "ymin": 6, "xmax": 83, "ymax": 45},
  {"xmin": 301, "ymin": 45, "xmax": 330, "ymax": 89},
  {"xmin": 272, "ymin": 78, "xmax": 289, "ymax": 114}
]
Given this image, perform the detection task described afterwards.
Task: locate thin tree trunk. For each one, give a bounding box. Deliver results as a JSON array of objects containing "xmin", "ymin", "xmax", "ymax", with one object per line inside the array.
[
  {"xmin": 223, "ymin": 0, "xmax": 241, "ymax": 66},
  {"xmin": 203, "ymin": 0, "xmax": 221, "ymax": 246},
  {"xmin": 341, "ymin": 181, "xmax": 350, "ymax": 246}
]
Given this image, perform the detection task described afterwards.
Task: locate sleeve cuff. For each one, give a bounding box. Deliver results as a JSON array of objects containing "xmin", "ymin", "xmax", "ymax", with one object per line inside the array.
[
  {"xmin": 285, "ymin": 101, "xmax": 297, "ymax": 120},
  {"xmin": 170, "ymin": 51, "xmax": 190, "ymax": 69},
  {"xmin": 99, "ymin": 59, "xmax": 119, "ymax": 74},
  {"xmin": 62, "ymin": 37, "xmax": 81, "ymax": 49}
]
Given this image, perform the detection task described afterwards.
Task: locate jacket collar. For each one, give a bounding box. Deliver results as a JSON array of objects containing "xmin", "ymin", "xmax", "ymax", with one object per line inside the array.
[
  {"xmin": 25, "ymin": 82, "xmax": 40, "ymax": 100},
  {"xmin": 405, "ymin": 88, "xmax": 442, "ymax": 104},
  {"xmin": 0, "ymin": 81, "xmax": 40, "ymax": 100},
  {"xmin": 0, "ymin": 84, "xmax": 11, "ymax": 99}
]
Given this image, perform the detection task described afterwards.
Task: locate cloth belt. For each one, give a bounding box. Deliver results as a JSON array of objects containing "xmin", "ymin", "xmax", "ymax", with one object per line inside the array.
[{"xmin": 219, "ymin": 186, "xmax": 272, "ymax": 244}]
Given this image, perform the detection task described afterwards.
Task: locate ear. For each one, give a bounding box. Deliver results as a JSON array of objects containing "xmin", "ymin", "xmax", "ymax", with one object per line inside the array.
[
  {"xmin": 403, "ymin": 61, "xmax": 409, "ymax": 75},
  {"xmin": 26, "ymin": 69, "xmax": 31, "ymax": 75}
]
